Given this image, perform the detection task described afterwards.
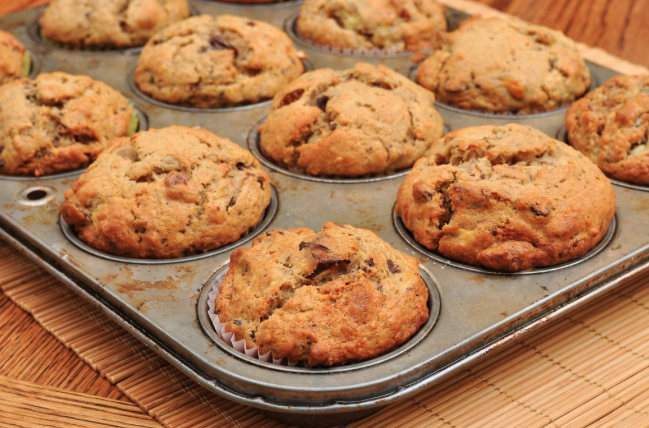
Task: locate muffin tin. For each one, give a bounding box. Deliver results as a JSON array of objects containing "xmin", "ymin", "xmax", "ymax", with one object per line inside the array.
[{"xmin": 2, "ymin": 4, "xmax": 649, "ymax": 427}]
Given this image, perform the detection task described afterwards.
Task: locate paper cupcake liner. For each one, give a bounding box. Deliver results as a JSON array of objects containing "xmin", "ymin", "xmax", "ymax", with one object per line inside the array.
[
  {"xmin": 21, "ymin": 52, "xmax": 31, "ymax": 78},
  {"xmin": 206, "ymin": 270, "xmax": 299, "ymax": 366},
  {"xmin": 127, "ymin": 101, "xmax": 140, "ymax": 136}
]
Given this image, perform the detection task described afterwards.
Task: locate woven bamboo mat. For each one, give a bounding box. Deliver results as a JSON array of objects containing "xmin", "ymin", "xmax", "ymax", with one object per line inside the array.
[
  {"xmin": 2, "ymin": 1, "xmax": 649, "ymax": 427},
  {"xmin": 5, "ymin": 238, "xmax": 649, "ymax": 428}
]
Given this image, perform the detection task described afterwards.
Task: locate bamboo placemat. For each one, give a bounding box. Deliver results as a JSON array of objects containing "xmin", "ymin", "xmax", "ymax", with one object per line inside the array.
[
  {"xmin": 2, "ymin": 1, "xmax": 649, "ymax": 427},
  {"xmin": 5, "ymin": 238, "xmax": 649, "ymax": 428}
]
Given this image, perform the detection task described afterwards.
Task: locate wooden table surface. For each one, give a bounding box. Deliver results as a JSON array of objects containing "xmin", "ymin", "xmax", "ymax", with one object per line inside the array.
[{"xmin": 2, "ymin": 0, "xmax": 648, "ymax": 68}]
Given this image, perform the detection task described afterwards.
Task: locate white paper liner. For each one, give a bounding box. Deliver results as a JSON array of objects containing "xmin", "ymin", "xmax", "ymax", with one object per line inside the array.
[{"xmin": 206, "ymin": 270, "xmax": 300, "ymax": 367}]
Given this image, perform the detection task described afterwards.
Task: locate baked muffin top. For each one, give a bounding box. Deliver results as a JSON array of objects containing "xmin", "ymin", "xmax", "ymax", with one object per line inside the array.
[
  {"xmin": 0, "ymin": 72, "xmax": 133, "ymax": 177},
  {"xmin": 416, "ymin": 17, "xmax": 591, "ymax": 114},
  {"xmin": 39, "ymin": 0, "xmax": 190, "ymax": 49},
  {"xmin": 396, "ymin": 124, "xmax": 615, "ymax": 272},
  {"xmin": 214, "ymin": 222, "xmax": 429, "ymax": 366},
  {"xmin": 0, "ymin": 31, "xmax": 27, "ymax": 85},
  {"xmin": 296, "ymin": 0, "xmax": 447, "ymax": 53},
  {"xmin": 62, "ymin": 126, "xmax": 271, "ymax": 259},
  {"xmin": 135, "ymin": 14, "xmax": 304, "ymax": 108},
  {"xmin": 259, "ymin": 62, "xmax": 444, "ymax": 177},
  {"xmin": 566, "ymin": 75, "xmax": 649, "ymax": 185},
  {"xmin": 218, "ymin": 0, "xmax": 289, "ymax": 3}
]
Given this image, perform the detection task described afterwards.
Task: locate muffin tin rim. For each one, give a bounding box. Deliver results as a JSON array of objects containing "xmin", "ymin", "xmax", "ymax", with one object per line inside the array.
[
  {"xmin": 59, "ymin": 185, "xmax": 279, "ymax": 265},
  {"xmin": 392, "ymin": 206, "xmax": 618, "ymax": 275},
  {"xmin": 196, "ymin": 262, "xmax": 442, "ymax": 373},
  {"xmin": 556, "ymin": 125, "xmax": 649, "ymax": 192}
]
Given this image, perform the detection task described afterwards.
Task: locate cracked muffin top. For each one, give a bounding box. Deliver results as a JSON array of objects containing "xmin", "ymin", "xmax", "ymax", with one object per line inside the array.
[
  {"xmin": 40, "ymin": 0, "xmax": 190, "ymax": 49},
  {"xmin": 135, "ymin": 14, "xmax": 304, "ymax": 108},
  {"xmin": 258, "ymin": 62, "xmax": 445, "ymax": 177},
  {"xmin": 296, "ymin": 0, "xmax": 446, "ymax": 53},
  {"xmin": 566, "ymin": 75, "xmax": 649, "ymax": 185},
  {"xmin": 0, "ymin": 72, "xmax": 133, "ymax": 177},
  {"xmin": 416, "ymin": 17, "xmax": 591, "ymax": 114},
  {"xmin": 0, "ymin": 31, "xmax": 27, "ymax": 85},
  {"xmin": 214, "ymin": 222, "xmax": 429, "ymax": 366},
  {"xmin": 62, "ymin": 126, "xmax": 271, "ymax": 259},
  {"xmin": 396, "ymin": 124, "xmax": 615, "ymax": 272}
]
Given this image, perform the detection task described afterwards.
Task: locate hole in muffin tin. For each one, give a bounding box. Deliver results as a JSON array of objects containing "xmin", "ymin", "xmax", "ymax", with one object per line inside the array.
[
  {"xmin": 284, "ymin": 12, "xmax": 444, "ymax": 58},
  {"xmin": 196, "ymin": 262, "xmax": 441, "ymax": 373},
  {"xmin": 408, "ymin": 63, "xmax": 600, "ymax": 120},
  {"xmin": 16, "ymin": 186, "xmax": 56, "ymax": 206},
  {"xmin": 59, "ymin": 185, "xmax": 279, "ymax": 265},
  {"xmin": 27, "ymin": 5, "xmax": 200, "ymax": 55},
  {"xmin": 393, "ymin": 206, "xmax": 617, "ymax": 275},
  {"xmin": 127, "ymin": 59, "xmax": 313, "ymax": 113},
  {"xmin": 557, "ymin": 126, "xmax": 649, "ymax": 192},
  {"xmin": 247, "ymin": 117, "xmax": 448, "ymax": 184},
  {"xmin": 0, "ymin": 103, "xmax": 149, "ymax": 182}
]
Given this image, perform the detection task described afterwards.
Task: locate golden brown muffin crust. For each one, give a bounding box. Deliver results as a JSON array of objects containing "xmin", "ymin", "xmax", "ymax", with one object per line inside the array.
[
  {"xmin": 62, "ymin": 126, "xmax": 271, "ymax": 259},
  {"xmin": 0, "ymin": 30, "xmax": 26, "ymax": 85},
  {"xmin": 396, "ymin": 124, "xmax": 616, "ymax": 272},
  {"xmin": 39, "ymin": 0, "xmax": 190, "ymax": 49},
  {"xmin": 215, "ymin": 222, "xmax": 429, "ymax": 366},
  {"xmin": 0, "ymin": 72, "xmax": 132, "ymax": 177},
  {"xmin": 566, "ymin": 75, "xmax": 649, "ymax": 185},
  {"xmin": 259, "ymin": 62, "xmax": 444, "ymax": 177},
  {"xmin": 218, "ymin": 0, "xmax": 292, "ymax": 3},
  {"xmin": 416, "ymin": 17, "xmax": 591, "ymax": 114},
  {"xmin": 135, "ymin": 14, "xmax": 304, "ymax": 108},
  {"xmin": 296, "ymin": 0, "xmax": 447, "ymax": 53}
]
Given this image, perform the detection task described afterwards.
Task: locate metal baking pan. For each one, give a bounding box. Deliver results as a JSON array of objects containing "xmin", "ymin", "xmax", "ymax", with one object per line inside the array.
[{"xmin": 2, "ymin": 4, "xmax": 649, "ymax": 427}]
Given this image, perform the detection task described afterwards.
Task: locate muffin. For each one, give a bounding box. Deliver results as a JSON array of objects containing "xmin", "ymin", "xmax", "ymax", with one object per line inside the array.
[
  {"xmin": 135, "ymin": 14, "xmax": 304, "ymax": 108},
  {"xmin": 62, "ymin": 126, "xmax": 271, "ymax": 259},
  {"xmin": 259, "ymin": 62, "xmax": 445, "ymax": 177},
  {"xmin": 0, "ymin": 31, "xmax": 28, "ymax": 85},
  {"xmin": 39, "ymin": 0, "xmax": 190, "ymax": 49},
  {"xmin": 218, "ymin": 0, "xmax": 290, "ymax": 3},
  {"xmin": 395, "ymin": 124, "xmax": 616, "ymax": 272},
  {"xmin": 214, "ymin": 222, "xmax": 429, "ymax": 366},
  {"xmin": 0, "ymin": 72, "xmax": 134, "ymax": 177},
  {"xmin": 296, "ymin": 0, "xmax": 447, "ymax": 53},
  {"xmin": 416, "ymin": 17, "xmax": 591, "ymax": 114},
  {"xmin": 566, "ymin": 75, "xmax": 649, "ymax": 185}
]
